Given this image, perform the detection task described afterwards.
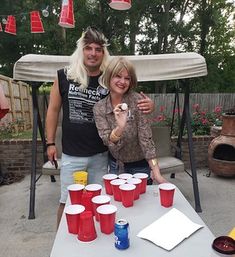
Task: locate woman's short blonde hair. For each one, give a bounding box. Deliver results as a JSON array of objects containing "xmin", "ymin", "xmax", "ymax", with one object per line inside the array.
[{"xmin": 100, "ymin": 57, "xmax": 137, "ymax": 90}]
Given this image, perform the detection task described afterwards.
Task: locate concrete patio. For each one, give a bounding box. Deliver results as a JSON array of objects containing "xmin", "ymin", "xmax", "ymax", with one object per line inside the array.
[{"xmin": 0, "ymin": 169, "xmax": 234, "ymax": 257}]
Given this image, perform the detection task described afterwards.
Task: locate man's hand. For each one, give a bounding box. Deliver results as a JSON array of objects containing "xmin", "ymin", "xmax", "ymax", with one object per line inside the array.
[
  {"xmin": 137, "ymin": 92, "xmax": 155, "ymax": 114},
  {"xmin": 47, "ymin": 145, "xmax": 58, "ymax": 166}
]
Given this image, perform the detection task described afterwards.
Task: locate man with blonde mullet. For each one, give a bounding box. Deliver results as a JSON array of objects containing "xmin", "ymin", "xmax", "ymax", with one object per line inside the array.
[{"xmin": 46, "ymin": 27, "xmax": 154, "ymax": 227}]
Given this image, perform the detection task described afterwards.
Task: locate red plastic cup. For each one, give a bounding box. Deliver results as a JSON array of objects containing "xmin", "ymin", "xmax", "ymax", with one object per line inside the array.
[
  {"xmin": 118, "ymin": 173, "xmax": 133, "ymax": 180},
  {"xmin": 133, "ymin": 173, "xmax": 148, "ymax": 194},
  {"xmin": 85, "ymin": 184, "xmax": 102, "ymax": 197},
  {"xmin": 96, "ymin": 204, "xmax": 117, "ymax": 234},
  {"xmin": 110, "ymin": 179, "xmax": 126, "ymax": 201},
  {"xmin": 92, "ymin": 195, "xmax": 111, "ymax": 221},
  {"xmin": 77, "ymin": 211, "xmax": 97, "ymax": 242},
  {"xmin": 127, "ymin": 178, "xmax": 142, "ymax": 200},
  {"xmin": 64, "ymin": 204, "xmax": 85, "ymax": 234},
  {"xmin": 67, "ymin": 184, "xmax": 85, "ymax": 204},
  {"xmin": 103, "ymin": 174, "xmax": 118, "ymax": 195},
  {"xmin": 158, "ymin": 183, "xmax": 176, "ymax": 207},
  {"xmin": 119, "ymin": 183, "xmax": 136, "ymax": 207},
  {"xmin": 81, "ymin": 191, "xmax": 94, "ymax": 213}
]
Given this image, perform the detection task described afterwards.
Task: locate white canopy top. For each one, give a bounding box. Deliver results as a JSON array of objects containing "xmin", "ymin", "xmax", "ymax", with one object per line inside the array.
[{"xmin": 13, "ymin": 52, "xmax": 207, "ymax": 82}]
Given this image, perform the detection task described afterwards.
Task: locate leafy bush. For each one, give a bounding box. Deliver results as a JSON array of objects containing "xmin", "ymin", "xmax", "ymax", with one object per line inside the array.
[
  {"xmin": 150, "ymin": 104, "xmax": 223, "ymax": 136},
  {"xmin": 28, "ymin": 82, "xmax": 52, "ymax": 95},
  {"xmin": 0, "ymin": 118, "xmax": 27, "ymax": 139},
  {"xmin": 190, "ymin": 104, "xmax": 222, "ymax": 135}
]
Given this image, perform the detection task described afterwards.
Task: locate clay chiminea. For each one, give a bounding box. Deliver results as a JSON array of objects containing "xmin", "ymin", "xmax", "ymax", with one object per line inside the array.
[{"xmin": 208, "ymin": 112, "xmax": 235, "ymax": 177}]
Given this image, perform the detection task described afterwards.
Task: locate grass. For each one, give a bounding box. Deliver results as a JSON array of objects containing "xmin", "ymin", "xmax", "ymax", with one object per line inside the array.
[{"xmin": 0, "ymin": 129, "xmax": 39, "ymax": 140}]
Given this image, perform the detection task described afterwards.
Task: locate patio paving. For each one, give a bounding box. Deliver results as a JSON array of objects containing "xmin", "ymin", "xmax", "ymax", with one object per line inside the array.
[{"xmin": 0, "ymin": 169, "xmax": 234, "ymax": 257}]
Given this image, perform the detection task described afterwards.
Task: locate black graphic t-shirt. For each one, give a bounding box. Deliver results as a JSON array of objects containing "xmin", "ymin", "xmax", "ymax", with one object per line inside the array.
[{"xmin": 58, "ymin": 69, "xmax": 108, "ymax": 156}]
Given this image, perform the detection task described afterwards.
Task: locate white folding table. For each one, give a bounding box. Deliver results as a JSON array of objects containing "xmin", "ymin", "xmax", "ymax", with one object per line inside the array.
[{"xmin": 50, "ymin": 185, "xmax": 220, "ymax": 257}]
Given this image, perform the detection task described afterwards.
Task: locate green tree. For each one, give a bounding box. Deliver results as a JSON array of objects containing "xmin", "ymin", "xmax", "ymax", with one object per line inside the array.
[
  {"xmin": 0, "ymin": 0, "xmax": 234, "ymax": 93},
  {"xmin": 190, "ymin": 0, "xmax": 235, "ymax": 92}
]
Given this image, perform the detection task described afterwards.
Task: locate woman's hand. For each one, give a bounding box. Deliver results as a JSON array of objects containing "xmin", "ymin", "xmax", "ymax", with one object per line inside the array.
[
  {"xmin": 137, "ymin": 92, "xmax": 155, "ymax": 114},
  {"xmin": 149, "ymin": 162, "xmax": 168, "ymax": 184},
  {"xmin": 152, "ymin": 171, "xmax": 168, "ymax": 184},
  {"xmin": 113, "ymin": 104, "xmax": 128, "ymax": 129}
]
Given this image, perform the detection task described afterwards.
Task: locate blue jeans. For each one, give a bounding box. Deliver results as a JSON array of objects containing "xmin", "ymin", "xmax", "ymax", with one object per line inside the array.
[
  {"xmin": 108, "ymin": 155, "xmax": 152, "ymax": 184},
  {"xmin": 60, "ymin": 152, "xmax": 108, "ymax": 203}
]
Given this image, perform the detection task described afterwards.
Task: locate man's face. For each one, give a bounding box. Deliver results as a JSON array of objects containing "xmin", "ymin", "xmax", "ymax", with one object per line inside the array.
[{"xmin": 83, "ymin": 43, "xmax": 104, "ymax": 74}]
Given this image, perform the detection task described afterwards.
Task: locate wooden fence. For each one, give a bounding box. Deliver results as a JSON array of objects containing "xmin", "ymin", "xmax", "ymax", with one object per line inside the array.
[
  {"xmin": 36, "ymin": 93, "xmax": 235, "ymax": 128},
  {"xmin": 0, "ymin": 74, "xmax": 32, "ymax": 132},
  {"xmin": 148, "ymin": 93, "xmax": 235, "ymax": 117},
  {"xmin": 38, "ymin": 93, "xmax": 235, "ymax": 119},
  {"xmin": 1, "ymin": 83, "xmax": 235, "ymax": 133}
]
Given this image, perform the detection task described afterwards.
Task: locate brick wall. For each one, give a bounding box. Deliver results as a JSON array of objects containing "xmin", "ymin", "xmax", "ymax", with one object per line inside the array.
[
  {"xmin": 0, "ymin": 140, "xmax": 44, "ymax": 174},
  {"xmin": 0, "ymin": 136, "xmax": 214, "ymax": 174},
  {"xmin": 171, "ymin": 136, "xmax": 214, "ymax": 169}
]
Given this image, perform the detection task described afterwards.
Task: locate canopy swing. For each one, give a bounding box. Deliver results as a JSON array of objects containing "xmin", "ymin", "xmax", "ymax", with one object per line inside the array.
[{"xmin": 13, "ymin": 52, "xmax": 207, "ymax": 219}]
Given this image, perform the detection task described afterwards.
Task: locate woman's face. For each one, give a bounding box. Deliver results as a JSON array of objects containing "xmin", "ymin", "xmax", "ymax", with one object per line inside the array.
[{"xmin": 110, "ymin": 68, "xmax": 131, "ymax": 95}]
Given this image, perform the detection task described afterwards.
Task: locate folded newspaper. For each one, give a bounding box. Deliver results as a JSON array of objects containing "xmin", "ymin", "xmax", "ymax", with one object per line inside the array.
[{"xmin": 137, "ymin": 208, "xmax": 203, "ymax": 251}]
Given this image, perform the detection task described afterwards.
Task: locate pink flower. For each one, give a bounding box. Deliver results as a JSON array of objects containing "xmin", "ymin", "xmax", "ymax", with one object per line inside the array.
[
  {"xmin": 174, "ymin": 108, "xmax": 181, "ymax": 114},
  {"xmin": 157, "ymin": 115, "xmax": 165, "ymax": 121},
  {"xmin": 193, "ymin": 104, "xmax": 199, "ymax": 110},
  {"xmin": 201, "ymin": 118, "xmax": 208, "ymax": 125},
  {"xmin": 160, "ymin": 106, "xmax": 165, "ymax": 112},
  {"xmin": 214, "ymin": 106, "xmax": 222, "ymax": 113}
]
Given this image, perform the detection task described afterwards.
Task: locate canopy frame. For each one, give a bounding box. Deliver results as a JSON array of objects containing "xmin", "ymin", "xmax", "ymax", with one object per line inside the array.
[{"xmin": 13, "ymin": 53, "xmax": 207, "ymax": 219}]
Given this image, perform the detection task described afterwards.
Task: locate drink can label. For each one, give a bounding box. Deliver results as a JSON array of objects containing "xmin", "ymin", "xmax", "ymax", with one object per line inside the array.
[{"xmin": 114, "ymin": 219, "xmax": 130, "ymax": 250}]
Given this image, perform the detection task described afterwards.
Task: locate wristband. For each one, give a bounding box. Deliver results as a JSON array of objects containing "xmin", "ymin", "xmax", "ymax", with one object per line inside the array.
[
  {"xmin": 46, "ymin": 142, "xmax": 55, "ymax": 148},
  {"xmin": 110, "ymin": 130, "xmax": 121, "ymax": 142},
  {"xmin": 151, "ymin": 158, "xmax": 158, "ymax": 166}
]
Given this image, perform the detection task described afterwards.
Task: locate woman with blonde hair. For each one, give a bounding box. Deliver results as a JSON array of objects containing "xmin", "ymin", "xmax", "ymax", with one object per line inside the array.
[{"xmin": 93, "ymin": 57, "xmax": 167, "ymax": 184}]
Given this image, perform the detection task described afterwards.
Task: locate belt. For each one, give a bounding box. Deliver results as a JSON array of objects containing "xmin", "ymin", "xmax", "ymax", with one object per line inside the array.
[{"xmin": 108, "ymin": 152, "xmax": 148, "ymax": 168}]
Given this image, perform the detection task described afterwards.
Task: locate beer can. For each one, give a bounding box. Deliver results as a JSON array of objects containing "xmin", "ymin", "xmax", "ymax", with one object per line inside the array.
[{"xmin": 114, "ymin": 219, "xmax": 130, "ymax": 250}]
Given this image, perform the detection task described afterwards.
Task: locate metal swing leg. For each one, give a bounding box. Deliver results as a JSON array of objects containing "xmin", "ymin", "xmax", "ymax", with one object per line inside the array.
[{"xmin": 183, "ymin": 86, "xmax": 202, "ymax": 213}]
